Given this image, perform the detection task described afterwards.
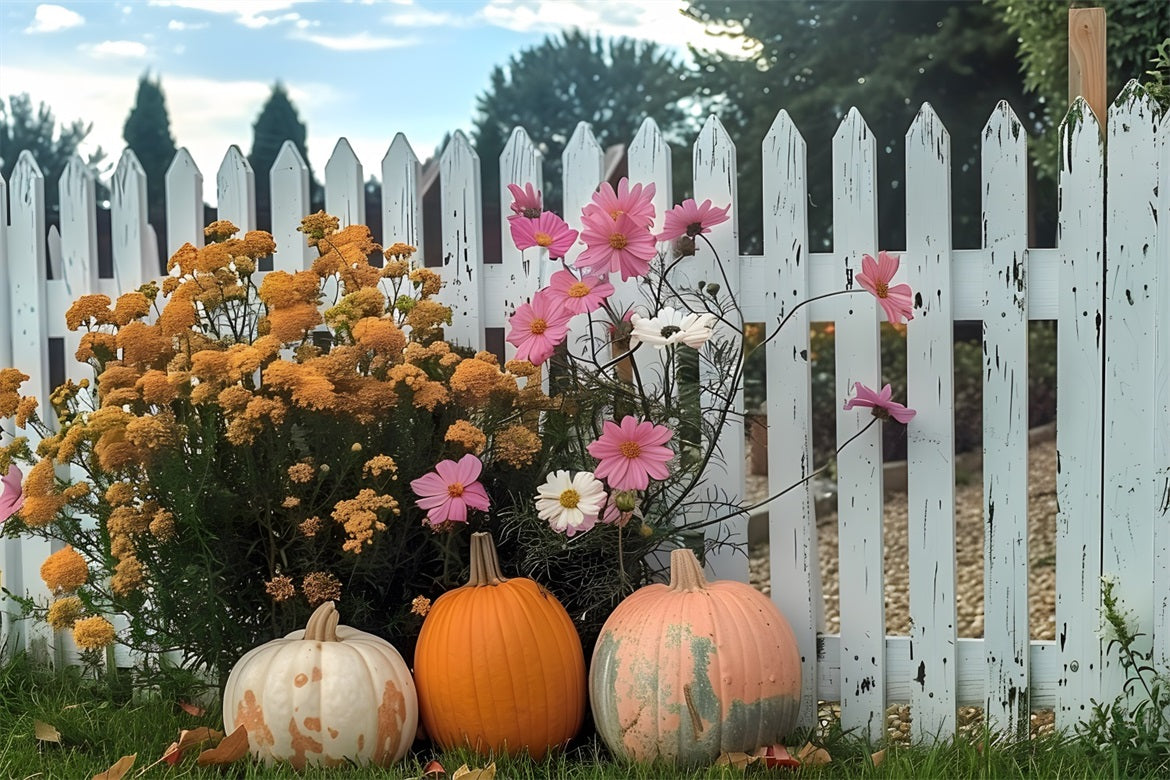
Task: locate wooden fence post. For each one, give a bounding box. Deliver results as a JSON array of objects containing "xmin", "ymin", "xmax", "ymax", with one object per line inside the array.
[{"xmin": 1069, "ymin": 8, "xmax": 1107, "ymax": 129}]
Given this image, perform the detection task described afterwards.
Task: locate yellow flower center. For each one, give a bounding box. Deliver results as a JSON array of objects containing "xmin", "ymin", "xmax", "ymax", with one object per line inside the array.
[
  {"xmin": 559, "ymin": 489, "xmax": 580, "ymax": 509},
  {"xmin": 447, "ymin": 482, "xmax": 465, "ymax": 498},
  {"xmin": 529, "ymin": 318, "xmax": 548, "ymax": 335},
  {"xmin": 875, "ymin": 281, "xmax": 889, "ymax": 298},
  {"xmin": 608, "ymin": 233, "xmax": 629, "ymax": 250},
  {"xmin": 567, "ymin": 282, "xmax": 590, "ymax": 298},
  {"xmin": 619, "ymin": 440, "xmax": 642, "ymax": 459},
  {"xmin": 535, "ymin": 231, "xmax": 553, "ymax": 248},
  {"xmin": 608, "ymin": 209, "xmax": 624, "ymax": 220}
]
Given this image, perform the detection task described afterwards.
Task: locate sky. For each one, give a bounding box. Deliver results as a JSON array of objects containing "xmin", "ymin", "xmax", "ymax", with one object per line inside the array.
[{"xmin": 0, "ymin": 0, "xmax": 746, "ymax": 201}]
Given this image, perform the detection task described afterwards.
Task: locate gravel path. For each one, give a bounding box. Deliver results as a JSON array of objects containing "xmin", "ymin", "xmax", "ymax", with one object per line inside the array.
[{"xmin": 746, "ymin": 433, "xmax": 1059, "ymax": 739}]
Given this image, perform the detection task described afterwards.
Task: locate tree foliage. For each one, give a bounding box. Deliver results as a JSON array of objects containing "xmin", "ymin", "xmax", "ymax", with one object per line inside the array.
[
  {"xmin": 686, "ymin": 1, "xmax": 1046, "ymax": 252},
  {"xmin": 123, "ymin": 73, "xmax": 178, "ymax": 265},
  {"xmin": 249, "ymin": 82, "xmax": 321, "ymax": 231},
  {"xmin": 989, "ymin": 0, "xmax": 1170, "ymax": 181},
  {"xmin": 0, "ymin": 94, "xmax": 108, "ymax": 222},
  {"xmin": 472, "ymin": 30, "xmax": 697, "ymax": 216}
]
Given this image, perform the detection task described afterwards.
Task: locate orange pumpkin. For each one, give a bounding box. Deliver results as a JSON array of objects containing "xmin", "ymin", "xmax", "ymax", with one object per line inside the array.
[
  {"xmin": 413, "ymin": 531, "xmax": 586, "ymax": 758},
  {"xmin": 590, "ymin": 548, "xmax": 801, "ymax": 766},
  {"xmin": 222, "ymin": 601, "xmax": 417, "ymax": 769}
]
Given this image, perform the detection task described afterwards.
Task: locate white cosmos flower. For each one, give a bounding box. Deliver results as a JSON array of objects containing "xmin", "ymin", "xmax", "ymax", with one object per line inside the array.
[
  {"xmin": 629, "ymin": 306, "xmax": 717, "ymax": 349},
  {"xmin": 534, "ymin": 470, "xmax": 606, "ymax": 536}
]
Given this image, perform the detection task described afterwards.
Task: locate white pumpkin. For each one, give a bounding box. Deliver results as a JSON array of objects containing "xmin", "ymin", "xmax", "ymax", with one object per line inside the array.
[{"xmin": 223, "ymin": 601, "xmax": 418, "ymax": 769}]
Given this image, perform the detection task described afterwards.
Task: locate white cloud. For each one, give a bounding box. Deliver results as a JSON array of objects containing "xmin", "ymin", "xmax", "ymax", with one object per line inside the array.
[
  {"xmin": 381, "ymin": 8, "xmax": 470, "ymax": 28},
  {"xmin": 167, "ymin": 19, "xmax": 208, "ymax": 31},
  {"xmin": 148, "ymin": 0, "xmax": 309, "ymax": 29},
  {"xmin": 290, "ymin": 30, "xmax": 416, "ymax": 51},
  {"xmin": 25, "ymin": 4, "xmax": 85, "ymax": 33},
  {"xmin": 86, "ymin": 40, "xmax": 150, "ymax": 58}
]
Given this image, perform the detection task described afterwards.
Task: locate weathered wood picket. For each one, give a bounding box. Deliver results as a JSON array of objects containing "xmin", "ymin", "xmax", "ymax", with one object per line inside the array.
[{"xmin": 1, "ymin": 83, "xmax": 1167, "ymax": 743}]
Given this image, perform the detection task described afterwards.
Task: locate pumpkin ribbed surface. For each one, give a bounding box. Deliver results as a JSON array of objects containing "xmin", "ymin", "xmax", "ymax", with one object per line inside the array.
[
  {"xmin": 414, "ymin": 532, "xmax": 586, "ymax": 758},
  {"xmin": 590, "ymin": 548, "xmax": 801, "ymax": 766},
  {"xmin": 223, "ymin": 602, "xmax": 417, "ymax": 769}
]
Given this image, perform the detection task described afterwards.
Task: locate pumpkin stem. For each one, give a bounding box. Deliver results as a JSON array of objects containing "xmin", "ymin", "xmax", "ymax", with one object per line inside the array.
[
  {"xmin": 467, "ymin": 532, "xmax": 509, "ymax": 587},
  {"xmin": 668, "ymin": 548, "xmax": 709, "ymax": 591},
  {"xmin": 303, "ymin": 601, "xmax": 340, "ymax": 642}
]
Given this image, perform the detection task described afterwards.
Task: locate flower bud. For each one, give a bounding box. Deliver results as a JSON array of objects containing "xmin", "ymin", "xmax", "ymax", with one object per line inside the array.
[{"xmin": 613, "ymin": 490, "xmax": 638, "ymax": 513}]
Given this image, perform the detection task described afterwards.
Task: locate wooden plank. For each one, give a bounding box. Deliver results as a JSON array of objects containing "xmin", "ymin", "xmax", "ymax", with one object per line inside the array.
[
  {"xmin": 165, "ymin": 147, "xmax": 204, "ymax": 257},
  {"xmin": 0, "ymin": 171, "xmax": 17, "ymax": 659},
  {"xmin": 1154, "ymin": 109, "xmax": 1170, "ymax": 674},
  {"xmin": 269, "ymin": 141, "xmax": 312, "ymax": 273},
  {"xmin": 381, "ymin": 133, "xmax": 423, "ymax": 256},
  {"xmin": 324, "ymin": 137, "xmax": 365, "ymax": 228},
  {"xmin": 1068, "ymin": 8, "xmax": 1108, "ymax": 130},
  {"xmin": 1054, "ymin": 98, "xmax": 1106, "ymax": 731},
  {"xmin": 58, "ymin": 155, "xmax": 99, "ymax": 382},
  {"xmin": 831, "ymin": 108, "xmax": 885, "ymax": 742},
  {"xmin": 904, "ymin": 102, "xmax": 958, "ymax": 741},
  {"xmin": 497, "ymin": 127, "xmax": 543, "ymax": 360},
  {"xmin": 762, "ymin": 108, "xmax": 821, "ymax": 730},
  {"xmin": 215, "ymin": 145, "xmax": 256, "ymax": 233},
  {"xmin": 1102, "ymin": 81, "xmax": 1161, "ymax": 695},
  {"xmin": 816, "ymin": 636, "xmax": 1062, "ymax": 710},
  {"xmin": 981, "ymin": 100, "xmax": 1030, "ymax": 738},
  {"xmin": 110, "ymin": 149, "xmax": 151, "ymax": 292},
  {"xmin": 438, "ymin": 131, "xmax": 485, "ymax": 350},
  {"xmin": 691, "ymin": 115, "xmax": 745, "ymax": 582},
  {"xmin": 560, "ymin": 121, "xmax": 605, "ymax": 364}
]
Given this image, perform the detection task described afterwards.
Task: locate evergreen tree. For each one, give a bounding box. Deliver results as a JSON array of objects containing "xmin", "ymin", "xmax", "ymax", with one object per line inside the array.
[
  {"xmin": 123, "ymin": 73, "xmax": 178, "ymax": 266},
  {"xmin": 1, "ymin": 93, "xmax": 108, "ymax": 223},
  {"xmin": 249, "ymin": 83, "xmax": 321, "ymax": 231}
]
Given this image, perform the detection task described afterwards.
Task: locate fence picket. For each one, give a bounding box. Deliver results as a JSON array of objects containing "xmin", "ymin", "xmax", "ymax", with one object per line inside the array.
[
  {"xmin": 561, "ymin": 121, "xmax": 605, "ymax": 364},
  {"xmin": 438, "ymin": 131, "xmax": 485, "ymax": 350},
  {"xmin": 324, "ymin": 138, "xmax": 365, "ymax": 228},
  {"xmin": 1102, "ymin": 82, "xmax": 1161, "ymax": 693},
  {"xmin": 111, "ymin": 150, "xmax": 154, "ymax": 291},
  {"xmin": 381, "ymin": 134, "xmax": 423, "ymax": 257},
  {"xmin": 498, "ymin": 127, "xmax": 543, "ymax": 362},
  {"xmin": 763, "ymin": 109, "xmax": 821, "ymax": 730},
  {"xmin": 692, "ymin": 115, "xmax": 746, "ymax": 581},
  {"xmin": 981, "ymin": 101, "xmax": 1031, "ymax": 737},
  {"xmin": 58, "ymin": 156, "xmax": 99, "ymax": 382},
  {"xmin": 269, "ymin": 141, "xmax": 312, "ymax": 273},
  {"xmin": 1155, "ymin": 109, "xmax": 1170, "ymax": 674},
  {"xmin": 216, "ymin": 145, "xmax": 256, "ymax": 233},
  {"xmin": 831, "ymin": 108, "xmax": 885, "ymax": 742},
  {"xmin": 165, "ymin": 148, "xmax": 204, "ymax": 257},
  {"xmin": 1054, "ymin": 98, "xmax": 1106, "ymax": 730},
  {"xmin": 905, "ymin": 102, "xmax": 958, "ymax": 740}
]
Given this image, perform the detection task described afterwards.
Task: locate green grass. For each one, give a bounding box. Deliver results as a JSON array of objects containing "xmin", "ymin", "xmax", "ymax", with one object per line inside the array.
[{"xmin": 0, "ymin": 653, "xmax": 1146, "ymax": 779}]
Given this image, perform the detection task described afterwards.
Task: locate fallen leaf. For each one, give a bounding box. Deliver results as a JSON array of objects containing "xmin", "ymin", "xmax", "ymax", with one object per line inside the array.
[
  {"xmin": 177, "ymin": 701, "xmax": 205, "ymax": 716},
  {"xmin": 175, "ymin": 727, "xmax": 223, "ymax": 752},
  {"xmin": 451, "ymin": 762, "xmax": 496, "ymax": 780},
  {"xmin": 871, "ymin": 748, "xmax": 886, "ymax": 767},
  {"xmin": 92, "ymin": 753, "xmax": 135, "ymax": 780},
  {"xmin": 796, "ymin": 742, "xmax": 832, "ymax": 766},
  {"xmin": 196, "ymin": 725, "xmax": 249, "ymax": 766},
  {"xmin": 62, "ymin": 703, "xmax": 82, "ymax": 710},
  {"xmin": 34, "ymin": 720, "xmax": 62, "ymax": 743},
  {"xmin": 422, "ymin": 759, "xmax": 446, "ymax": 777},
  {"xmin": 715, "ymin": 751, "xmax": 760, "ymax": 770},
  {"xmin": 756, "ymin": 744, "xmax": 801, "ymax": 769},
  {"xmin": 161, "ymin": 741, "xmax": 183, "ymax": 766}
]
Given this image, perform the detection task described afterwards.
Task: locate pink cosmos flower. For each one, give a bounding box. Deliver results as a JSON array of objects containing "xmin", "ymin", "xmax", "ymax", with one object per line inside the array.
[
  {"xmin": 410, "ymin": 453, "xmax": 491, "ymax": 528},
  {"xmin": 843, "ymin": 382, "xmax": 916, "ymax": 424},
  {"xmin": 509, "ymin": 211, "xmax": 579, "ymax": 259},
  {"xmin": 658, "ymin": 198, "xmax": 732, "ymax": 242},
  {"xmin": 505, "ymin": 289, "xmax": 573, "ymax": 365},
  {"xmin": 856, "ymin": 251, "xmax": 915, "ymax": 324},
  {"xmin": 544, "ymin": 269, "xmax": 614, "ymax": 315},
  {"xmin": 583, "ymin": 178, "xmax": 656, "ymax": 227},
  {"xmin": 586, "ymin": 416, "xmax": 674, "ymax": 491},
  {"xmin": 507, "ymin": 182, "xmax": 542, "ymax": 218},
  {"xmin": 575, "ymin": 210, "xmax": 657, "ymax": 281},
  {"xmin": 0, "ymin": 464, "xmax": 24, "ymax": 524}
]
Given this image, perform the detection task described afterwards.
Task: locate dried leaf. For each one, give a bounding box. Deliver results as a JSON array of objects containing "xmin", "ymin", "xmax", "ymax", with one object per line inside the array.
[
  {"xmin": 92, "ymin": 753, "xmax": 135, "ymax": 780},
  {"xmin": 176, "ymin": 727, "xmax": 223, "ymax": 752},
  {"xmin": 177, "ymin": 700, "xmax": 205, "ymax": 716},
  {"xmin": 35, "ymin": 720, "xmax": 62, "ymax": 743},
  {"xmin": 195, "ymin": 725, "xmax": 248, "ymax": 766},
  {"xmin": 161, "ymin": 741, "xmax": 183, "ymax": 766},
  {"xmin": 715, "ymin": 751, "xmax": 760, "ymax": 770},
  {"xmin": 870, "ymin": 748, "xmax": 887, "ymax": 767},
  {"xmin": 756, "ymin": 744, "xmax": 801, "ymax": 769},
  {"xmin": 795, "ymin": 742, "xmax": 832, "ymax": 766},
  {"xmin": 422, "ymin": 759, "xmax": 446, "ymax": 777},
  {"xmin": 451, "ymin": 762, "xmax": 496, "ymax": 780}
]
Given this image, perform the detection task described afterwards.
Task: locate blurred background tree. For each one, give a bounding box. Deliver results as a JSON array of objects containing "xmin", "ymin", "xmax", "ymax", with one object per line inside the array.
[
  {"xmin": 249, "ymin": 82, "xmax": 323, "ymax": 233},
  {"xmin": 123, "ymin": 73, "xmax": 177, "ymax": 270}
]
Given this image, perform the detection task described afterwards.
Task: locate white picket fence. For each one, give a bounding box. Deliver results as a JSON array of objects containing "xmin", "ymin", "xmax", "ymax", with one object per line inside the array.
[{"xmin": 1, "ymin": 82, "xmax": 1167, "ymax": 743}]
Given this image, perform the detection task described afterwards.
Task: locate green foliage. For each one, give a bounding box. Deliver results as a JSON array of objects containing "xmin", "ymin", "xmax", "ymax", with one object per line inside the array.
[
  {"xmin": 686, "ymin": 1, "xmax": 1048, "ymax": 253},
  {"xmin": 0, "ymin": 93, "xmax": 108, "ymax": 221},
  {"xmin": 249, "ymin": 82, "xmax": 322, "ymax": 231},
  {"xmin": 1075, "ymin": 577, "xmax": 1170, "ymax": 777},
  {"xmin": 472, "ymin": 30, "xmax": 697, "ymax": 215},
  {"xmin": 988, "ymin": 0, "xmax": 1170, "ymax": 181},
  {"xmin": 123, "ymin": 73, "xmax": 178, "ymax": 270}
]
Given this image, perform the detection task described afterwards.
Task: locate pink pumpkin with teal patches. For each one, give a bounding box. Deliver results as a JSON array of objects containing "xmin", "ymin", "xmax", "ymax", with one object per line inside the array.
[{"xmin": 589, "ymin": 548, "xmax": 802, "ymax": 766}]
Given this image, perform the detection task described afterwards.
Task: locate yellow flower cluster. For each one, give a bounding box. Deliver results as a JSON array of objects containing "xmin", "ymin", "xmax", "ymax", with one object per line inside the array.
[
  {"xmin": 332, "ymin": 488, "xmax": 399, "ymax": 553},
  {"xmin": 72, "ymin": 616, "xmax": 116, "ymax": 650},
  {"xmin": 41, "ymin": 546, "xmax": 88, "ymax": 592},
  {"xmin": 47, "ymin": 596, "xmax": 84, "ymax": 630},
  {"xmin": 265, "ymin": 575, "xmax": 296, "ymax": 602},
  {"xmin": 302, "ymin": 571, "xmax": 342, "ymax": 607}
]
